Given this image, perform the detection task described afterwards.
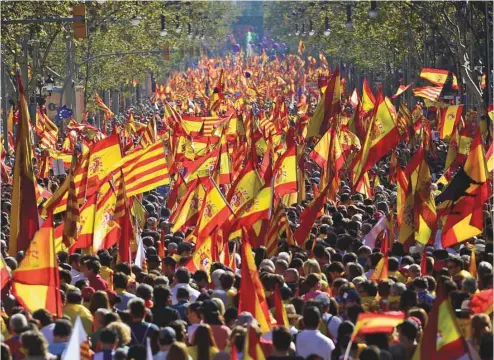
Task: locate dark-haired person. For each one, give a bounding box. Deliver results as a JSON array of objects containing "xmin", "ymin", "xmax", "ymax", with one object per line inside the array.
[
  {"xmin": 295, "ymin": 307, "xmax": 334, "ymax": 360},
  {"xmin": 63, "ymin": 289, "xmax": 93, "ymax": 335},
  {"xmin": 171, "ymin": 267, "xmax": 200, "ymax": 305},
  {"xmin": 48, "ymin": 319, "xmax": 72, "ymax": 358},
  {"xmin": 267, "ymin": 326, "xmax": 303, "ymax": 360},
  {"xmin": 93, "ymin": 328, "xmax": 118, "ymax": 360},
  {"xmin": 114, "ymin": 272, "xmax": 136, "ymax": 312},
  {"xmin": 84, "ymin": 260, "xmax": 108, "ymax": 291},
  {"xmin": 128, "ymin": 298, "xmax": 159, "ymax": 354}
]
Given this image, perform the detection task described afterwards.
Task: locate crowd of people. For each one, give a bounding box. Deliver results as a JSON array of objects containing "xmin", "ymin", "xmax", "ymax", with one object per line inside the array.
[{"xmin": 0, "ymin": 49, "xmax": 493, "ymax": 360}]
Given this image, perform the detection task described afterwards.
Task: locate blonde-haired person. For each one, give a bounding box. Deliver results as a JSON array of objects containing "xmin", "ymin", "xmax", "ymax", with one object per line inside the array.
[
  {"xmin": 469, "ymin": 314, "xmax": 492, "ymax": 355},
  {"xmin": 106, "ymin": 322, "xmax": 132, "ymax": 351},
  {"xmin": 187, "ymin": 324, "xmax": 219, "ymax": 360},
  {"xmin": 303, "ymin": 259, "xmax": 330, "ymax": 293},
  {"xmin": 166, "ymin": 342, "xmax": 190, "ymax": 360}
]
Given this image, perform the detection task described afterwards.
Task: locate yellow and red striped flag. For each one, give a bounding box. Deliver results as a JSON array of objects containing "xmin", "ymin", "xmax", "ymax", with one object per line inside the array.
[
  {"xmin": 116, "ymin": 141, "xmax": 169, "ymax": 197},
  {"xmin": 9, "ymin": 73, "xmax": 39, "ymax": 255},
  {"xmin": 413, "ymin": 86, "xmax": 443, "ymax": 101},
  {"xmin": 139, "ymin": 116, "xmax": 157, "ymax": 148},
  {"xmin": 486, "ymin": 142, "xmax": 494, "ymax": 174},
  {"xmin": 438, "ymin": 105, "xmax": 463, "ymax": 140},
  {"xmin": 37, "ymin": 111, "xmax": 59, "ymax": 150},
  {"xmin": 12, "ymin": 213, "xmax": 62, "ymax": 317},
  {"xmin": 420, "ymin": 68, "xmax": 459, "ymax": 90},
  {"xmin": 63, "ymin": 149, "xmax": 81, "ymax": 249},
  {"xmin": 239, "ymin": 237, "xmax": 273, "ymax": 333},
  {"xmin": 351, "ymin": 312, "xmax": 405, "ymax": 341}
]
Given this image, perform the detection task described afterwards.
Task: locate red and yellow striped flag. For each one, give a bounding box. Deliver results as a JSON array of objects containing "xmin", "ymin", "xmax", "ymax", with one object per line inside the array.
[
  {"xmin": 63, "ymin": 149, "xmax": 81, "ymax": 249},
  {"xmin": 37, "ymin": 111, "xmax": 59, "ymax": 150},
  {"xmin": 273, "ymin": 283, "xmax": 289, "ymax": 327},
  {"xmin": 12, "ymin": 213, "xmax": 62, "ymax": 317},
  {"xmin": 139, "ymin": 116, "xmax": 157, "ymax": 148},
  {"xmin": 413, "ymin": 86, "xmax": 443, "ymax": 101},
  {"xmin": 264, "ymin": 199, "xmax": 293, "ymax": 257},
  {"xmin": 9, "ymin": 73, "xmax": 39, "ymax": 255},
  {"xmin": 117, "ymin": 141, "xmax": 169, "ymax": 197}
]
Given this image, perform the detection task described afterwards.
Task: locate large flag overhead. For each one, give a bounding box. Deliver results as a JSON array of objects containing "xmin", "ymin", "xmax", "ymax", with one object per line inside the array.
[
  {"xmin": 9, "ymin": 74, "xmax": 39, "ymax": 255},
  {"xmin": 12, "ymin": 213, "xmax": 62, "ymax": 317},
  {"xmin": 352, "ymin": 92, "xmax": 400, "ymax": 187},
  {"xmin": 420, "ymin": 68, "xmax": 459, "ymax": 90},
  {"xmin": 351, "ymin": 312, "xmax": 405, "ymax": 341},
  {"xmin": 170, "ymin": 179, "xmax": 205, "ymax": 232},
  {"xmin": 436, "ymin": 130, "xmax": 489, "ymax": 248}
]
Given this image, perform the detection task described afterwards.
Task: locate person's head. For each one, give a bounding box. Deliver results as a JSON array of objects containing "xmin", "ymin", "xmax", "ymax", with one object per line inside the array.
[
  {"xmin": 201, "ymin": 300, "xmax": 223, "ymax": 325},
  {"xmin": 163, "ymin": 256, "xmax": 177, "ymax": 277},
  {"xmin": 174, "ymin": 267, "xmax": 191, "ymax": 284},
  {"xmin": 461, "ymin": 277, "xmax": 478, "ymax": 295},
  {"xmin": 67, "ymin": 288, "xmax": 83, "ymax": 304},
  {"xmin": 136, "ymin": 283, "xmax": 154, "ymax": 302},
  {"xmin": 20, "ymin": 330, "xmax": 48, "ymax": 357},
  {"xmin": 9, "ymin": 313, "xmax": 28, "ymax": 336},
  {"xmin": 84, "ymin": 260, "xmax": 102, "ymax": 277},
  {"xmin": 53, "ymin": 319, "xmax": 72, "ymax": 343},
  {"xmin": 93, "ymin": 308, "xmax": 111, "ymax": 331},
  {"xmin": 447, "ymin": 256, "xmax": 464, "ymax": 277},
  {"xmin": 193, "ymin": 270, "xmax": 209, "ymax": 289},
  {"xmin": 358, "ymin": 345, "xmax": 381, "ymax": 360},
  {"xmin": 283, "ymin": 268, "xmax": 299, "ymax": 284},
  {"xmin": 158, "ymin": 327, "xmax": 177, "ymax": 349},
  {"xmin": 32, "ymin": 309, "xmax": 53, "ymax": 328},
  {"xmin": 89, "ymin": 290, "xmax": 110, "ymax": 314},
  {"xmin": 471, "ymin": 313, "xmax": 492, "ymax": 341},
  {"xmin": 412, "ymin": 278, "xmax": 428, "ymax": 292},
  {"xmin": 302, "ymin": 306, "xmax": 321, "ymax": 330},
  {"xmin": 165, "ymin": 342, "xmax": 189, "ymax": 360},
  {"xmin": 306, "ymin": 273, "xmax": 322, "ymax": 291},
  {"xmin": 191, "ymin": 323, "xmax": 217, "ymax": 351},
  {"xmin": 1, "ymin": 342, "xmax": 10, "ymax": 360},
  {"xmin": 69, "ymin": 253, "xmax": 82, "ymax": 271},
  {"xmin": 187, "ymin": 301, "xmax": 203, "ymax": 325},
  {"xmin": 114, "ymin": 272, "xmax": 129, "ymax": 291},
  {"xmin": 98, "ymin": 328, "xmax": 118, "ymax": 350},
  {"xmin": 153, "ymin": 285, "xmax": 173, "ymax": 307},
  {"xmin": 397, "ymin": 319, "xmax": 418, "ymax": 348},
  {"xmin": 106, "ymin": 322, "xmax": 132, "ymax": 347},
  {"xmin": 303, "ymin": 259, "xmax": 321, "ymax": 276},
  {"xmin": 219, "ymin": 271, "xmax": 235, "ymax": 291},
  {"xmin": 128, "ymin": 297, "xmax": 146, "ymax": 321},
  {"xmin": 271, "ymin": 326, "xmax": 292, "ymax": 354},
  {"xmin": 169, "ymin": 320, "xmax": 188, "ymax": 343},
  {"xmin": 399, "ymin": 290, "xmax": 418, "ymax": 311}
]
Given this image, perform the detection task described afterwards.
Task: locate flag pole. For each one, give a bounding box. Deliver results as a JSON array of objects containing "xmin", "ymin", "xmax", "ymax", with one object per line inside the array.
[{"xmin": 343, "ymin": 339, "xmax": 353, "ymax": 360}]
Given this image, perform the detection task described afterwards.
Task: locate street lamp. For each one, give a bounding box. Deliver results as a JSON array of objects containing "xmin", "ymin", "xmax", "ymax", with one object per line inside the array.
[
  {"xmin": 345, "ymin": 5, "xmax": 354, "ymax": 31},
  {"xmin": 309, "ymin": 20, "xmax": 315, "ymax": 36},
  {"xmin": 301, "ymin": 23, "xmax": 306, "ymax": 37},
  {"xmin": 45, "ymin": 75, "xmax": 54, "ymax": 95},
  {"xmin": 187, "ymin": 23, "xmax": 193, "ymax": 40},
  {"xmin": 160, "ymin": 15, "xmax": 167, "ymax": 36},
  {"xmin": 323, "ymin": 15, "xmax": 331, "ymax": 37},
  {"xmin": 295, "ymin": 23, "xmax": 300, "ymax": 36},
  {"xmin": 368, "ymin": 1, "xmax": 378, "ymax": 19},
  {"xmin": 175, "ymin": 15, "xmax": 182, "ymax": 34}
]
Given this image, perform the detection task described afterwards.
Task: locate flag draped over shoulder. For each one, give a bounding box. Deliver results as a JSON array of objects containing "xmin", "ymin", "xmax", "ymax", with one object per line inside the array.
[
  {"xmin": 12, "ymin": 213, "xmax": 62, "ymax": 317},
  {"xmin": 9, "ymin": 74, "xmax": 40, "ymax": 255}
]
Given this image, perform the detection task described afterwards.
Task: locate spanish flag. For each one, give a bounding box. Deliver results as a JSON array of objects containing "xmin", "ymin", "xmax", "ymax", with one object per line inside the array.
[
  {"xmin": 85, "ymin": 135, "xmax": 122, "ymax": 198},
  {"xmin": 486, "ymin": 142, "xmax": 493, "ymax": 174},
  {"xmin": 12, "ymin": 213, "xmax": 62, "ymax": 317},
  {"xmin": 243, "ymin": 325, "xmax": 266, "ymax": 360},
  {"xmin": 232, "ymin": 184, "xmax": 272, "ymax": 230},
  {"xmin": 469, "ymin": 249, "xmax": 477, "ymax": 279},
  {"xmin": 412, "ymin": 285, "xmax": 469, "ymax": 360},
  {"xmin": 352, "ymin": 92, "xmax": 400, "ymax": 187},
  {"xmin": 298, "ymin": 39, "xmax": 305, "ymax": 55},
  {"xmin": 470, "ymin": 289, "xmax": 493, "ymax": 315},
  {"xmin": 218, "ymin": 130, "xmax": 232, "ymax": 185},
  {"xmin": 438, "ymin": 105, "xmax": 463, "ymax": 140},
  {"xmin": 239, "ymin": 238, "xmax": 273, "ymax": 333},
  {"xmin": 356, "ymin": 172, "xmax": 373, "ymax": 199},
  {"xmin": 9, "ymin": 74, "xmax": 39, "ymax": 255},
  {"xmin": 362, "ymin": 78, "xmax": 376, "ymax": 113},
  {"xmin": 273, "ymin": 283, "xmax": 289, "ymax": 327},
  {"xmin": 227, "ymin": 160, "xmax": 263, "ymax": 213},
  {"xmin": 397, "ymin": 167, "xmax": 415, "ymax": 250},
  {"xmin": 0, "ymin": 254, "xmax": 11, "ymax": 291},
  {"xmin": 305, "ymin": 68, "xmax": 341, "ymax": 138},
  {"xmin": 273, "ymin": 145, "xmax": 297, "ymax": 197},
  {"xmin": 139, "ymin": 115, "xmax": 158, "ymax": 148},
  {"xmin": 436, "ymin": 129, "xmax": 489, "ymax": 248},
  {"xmin": 351, "ymin": 312, "xmax": 405, "ymax": 341},
  {"xmin": 370, "ymin": 231, "xmax": 389, "ymax": 281},
  {"xmin": 170, "ymin": 179, "xmax": 205, "ymax": 232},
  {"xmin": 197, "ymin": 177, "xmax": 233, "ymax": 239},
  {"xmin": 420, "ymin": 68, "xmax": 459, "ymax": 90}
]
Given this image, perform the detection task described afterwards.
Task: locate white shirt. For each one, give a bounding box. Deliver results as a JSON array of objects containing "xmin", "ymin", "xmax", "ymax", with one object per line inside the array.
[
  {"xmin": 41, "ymin": 323, "xmax": 56, "ymax": 345},
  {"xmin": 322, "ymin": 313, "xmax": 342, "ymax": 341},
  {"xmin": 70, "ymin": 269, "xmax": 87, "ymax": 285},
  {"xmin": 170, "ymin": 283, "xmax": 200, "ymax": 305},
  {"xmin": 296, "ymin": 329, "xmax": 335, "ymax": 360}
]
